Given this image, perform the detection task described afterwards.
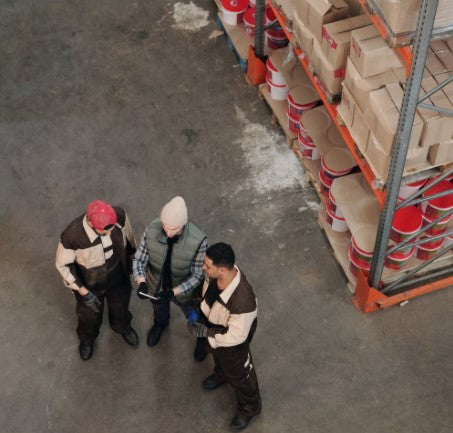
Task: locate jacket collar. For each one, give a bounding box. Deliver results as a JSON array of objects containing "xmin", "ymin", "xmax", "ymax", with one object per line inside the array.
[
  {"xmin": 83, "ymin": 215, "xmax": 99, "ymax": 243},
  {"xmin": 219, "ymin": 266, "xmax": 241, "ymax": 303}
]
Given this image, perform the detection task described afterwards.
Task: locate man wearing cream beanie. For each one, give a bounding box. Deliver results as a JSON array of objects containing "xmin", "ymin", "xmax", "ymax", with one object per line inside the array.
[{"xmin": 133, "ymin": 196, "xmax": 208, "ymax": 361}]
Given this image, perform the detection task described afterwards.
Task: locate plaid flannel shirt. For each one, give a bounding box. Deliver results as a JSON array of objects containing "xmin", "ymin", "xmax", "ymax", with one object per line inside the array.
[{"xmin": 133, "ymin": 231, "xmax": 207, "ymax": 296}]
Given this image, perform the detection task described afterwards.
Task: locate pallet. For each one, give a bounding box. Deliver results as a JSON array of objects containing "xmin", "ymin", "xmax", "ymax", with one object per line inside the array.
[
  {"xmin": 216, "ymin": 14, "xmax": 249, "ymax": 73},
  {"xmin": 318, "ymin": 207, "xmax": 356, "ymax": 292},
  {"xmin": 258, "ymin": 83, "xmax": 297, "ymax": 147}
]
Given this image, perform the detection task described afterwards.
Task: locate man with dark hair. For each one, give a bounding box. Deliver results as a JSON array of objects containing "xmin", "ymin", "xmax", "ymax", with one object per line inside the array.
[
  {"xmin": 56, "ymin": 200, "xmax": 139, "ymax": 361},
  {"xmin": 199, "ymin": 242, "xmax": 261, "ymax": 431}
]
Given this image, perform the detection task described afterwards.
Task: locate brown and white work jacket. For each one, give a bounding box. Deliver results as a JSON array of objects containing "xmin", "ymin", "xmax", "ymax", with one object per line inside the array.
[
  {"xmin": 55, "ymin": 207, "xmax": 136, "ymax": 291},
  {"xmin": 200, "ymin": 267, "xmax": 258, "ymax": 349}
]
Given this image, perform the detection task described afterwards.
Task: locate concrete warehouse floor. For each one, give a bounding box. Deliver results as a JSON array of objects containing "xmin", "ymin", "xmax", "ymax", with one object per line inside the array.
[{"xmin": 0, "ymin": 1, "xmax": 452, "ymax": 432}]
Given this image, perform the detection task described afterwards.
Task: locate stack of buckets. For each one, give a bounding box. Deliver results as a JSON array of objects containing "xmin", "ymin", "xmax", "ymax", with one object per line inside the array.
[
  {"xmin": 320, "ymin": 149, "xmax": 355, "ymax": 199},
  {"xmin": 326, "ymin": 188, "xmax": 349, "ymax": 233},
  {"xmin": 235, "ymin": 2, "xmax": 289, "ymax": 50}
]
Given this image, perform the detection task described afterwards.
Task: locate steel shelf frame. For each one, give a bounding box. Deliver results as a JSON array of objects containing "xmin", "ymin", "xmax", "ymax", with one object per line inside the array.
[{"xmin": 255, "ymin": 0, "xmax": 453, "ymax": 312}]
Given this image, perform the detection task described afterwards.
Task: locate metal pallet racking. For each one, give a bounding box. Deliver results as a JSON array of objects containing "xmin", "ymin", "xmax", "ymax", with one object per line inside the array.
[{"xmin": 253, "ymin": 0, "xmax": 453, "ymax": 312}]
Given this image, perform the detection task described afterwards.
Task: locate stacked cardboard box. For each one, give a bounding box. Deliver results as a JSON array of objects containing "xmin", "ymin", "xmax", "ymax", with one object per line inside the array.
[
  {"xmin": 371, "ymin": 0, "xmax": 453, "ymax": 36},
  {"xmin": 338, "ymin": 34, "xmax": 453, "ymax": 180}
]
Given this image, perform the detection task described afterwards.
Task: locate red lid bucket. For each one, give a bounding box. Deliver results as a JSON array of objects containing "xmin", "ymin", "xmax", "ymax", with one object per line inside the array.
[
  {"xmin": 348, "ymin": 246, "xmax": 371, "ymax": 277},
  {"xmin": 319, "ymin": 168, "xmax": 332, "ymax": 196},
  {"xmin": 243, "ymin": 7, "xmax": 256, "ymax": 37},
  {"xmin": 328, "ymin": 189, "xmax": 343, "ymax": 218},
  {"xmin": 286, "ymin": 108, "xmax": 300, "ymax": 133},
  {"xmin": 398, "ymin": 178, "xmax": 426, "ymax": 200},
  {"xmin": 266, "ymin": 29, "xmax": 288, "ymax": 50},
  {"xmin": 421, "ymin": 212, "xmax": 451, "ymax": 236},
  {"xmin": 421, "ymin": 179, "xmax": 453, "ymax": 219},
  {"xmin": 321, "ymin": 155, "xmax": 353, "ymax": 180},
  {"xmin": 266, "ymin": 57, "xmax": 286, "ymax": 86},
  {"xmin": 416, "ymin": 237, "xmax": 445, "ymax": 261},
  {"xmin": 390, "ymin": 206, "xmax": 422, "ymax": 243},
  {"xmin": 298, "ymin": 133, "xmax": 319, "ymax": 160},
  {"xmin": 326, "ymin": 203, "xmax": 349, "ymax": 232},
  {"xmin": 287, "ymin": 93, "xmax": 318, "ymax": 117},
  {"xmin": 222, "ymin": 0, "xmax": 249, "ymax": 26},
  {"xmin": 351, "ymin": 236, "xmax": 373, "ymax": 266},
  {"xmin": 384, "ymin": 246, "xmax": 415, "ymax": 270},
  {"xmin": 266, "ymin": 73, "xmax": 288, "ymax": 101}
]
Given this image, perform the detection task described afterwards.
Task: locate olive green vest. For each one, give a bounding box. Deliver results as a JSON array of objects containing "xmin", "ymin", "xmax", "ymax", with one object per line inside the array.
[{"xmin": 145, "ymin": 219, "xmax": 206, "ymax": 303}]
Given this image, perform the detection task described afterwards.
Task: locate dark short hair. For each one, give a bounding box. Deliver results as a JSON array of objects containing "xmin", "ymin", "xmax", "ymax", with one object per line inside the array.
[{"xmin": 206, "ymin": 243, "xmax": 235, "ymax": 270}]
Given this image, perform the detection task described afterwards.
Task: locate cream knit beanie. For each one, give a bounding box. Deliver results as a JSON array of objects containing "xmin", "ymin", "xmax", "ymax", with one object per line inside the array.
[{"xmin": 160, "ymin": 196, "xmax": 188, "ymax": 227}]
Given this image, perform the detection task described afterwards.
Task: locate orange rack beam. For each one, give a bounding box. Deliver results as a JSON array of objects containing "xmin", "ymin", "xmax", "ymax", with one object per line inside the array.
[{"xmin": 270, "ymin": 4, "xmax": 386, "ymax": 208}]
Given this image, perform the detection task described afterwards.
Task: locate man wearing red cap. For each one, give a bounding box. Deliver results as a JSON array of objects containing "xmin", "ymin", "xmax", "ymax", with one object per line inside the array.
[
  {"xmin": 133, "ymin": 196, "xmax": 208, "ymax": 360},
  {"xmin": 56, "ymin": 200, "xmax": 139, "ymax": 360}
]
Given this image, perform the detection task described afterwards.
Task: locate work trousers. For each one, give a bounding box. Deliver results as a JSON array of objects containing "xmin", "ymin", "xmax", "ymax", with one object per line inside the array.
[
  {"xmin": 151, "ymin": 296, "xmax": 194, "ymax": 326},
  {"xmin": 211, "ymin": 320, "xmax": 261, "ymax": 417},
  {"xmin": 74, "ymin": 266, "xmax": 132, "ymax": 344}
]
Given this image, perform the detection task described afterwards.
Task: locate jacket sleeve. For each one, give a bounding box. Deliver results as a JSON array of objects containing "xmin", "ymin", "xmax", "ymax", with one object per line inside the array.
[
  {"xmin": 55, "ymin": 241, "xmax": 83, "ymax": 291},
  {"xmin": 207, "ymin": 309, "xmax": 257, "ymax": 349},
  {"xmin": 123, "ymin": 212, "xmax": 136, "ymax": 254}
]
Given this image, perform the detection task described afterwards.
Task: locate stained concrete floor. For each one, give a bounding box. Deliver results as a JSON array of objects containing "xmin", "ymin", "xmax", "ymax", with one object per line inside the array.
[{"xmin": 0, "ymin": 1, "xmax": 452, "ymax": 432}]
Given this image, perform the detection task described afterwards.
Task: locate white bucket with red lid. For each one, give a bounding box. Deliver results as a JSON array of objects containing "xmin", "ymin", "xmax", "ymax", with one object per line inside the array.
[
  {"xmin": 298, "ymin": 129, "xmax": 319, "ymax": 160},
  {"xmin": 319, "ymin": 168, "xmax": 332, "ymax": 197},
  {"xmin": 389, "ymin": 206, "xmax": 423, "ymax": 244},
  {"xmin": 326, "ymin": 202, "xmax": 349, "ymax": 232},
  {"xmin": 287, "ymin": 93, "xmax": 318, "ymax": 118},
  {"xmin": 421, "ymin": 212, "xmax": 451, "ymax": 236},
  {"xmin": 286, "ymin": 108, "xmax": 300, "ymax": 133},
  {"xmin": 384, "ymin": 247, "xmax": 415, "ymax": 270},
  {"xmin": 350, "ymin": 236, "xmax": 373, "ymax": 266},
  {"xmin": 328, "ymin": 189, "xmax": 343, "ymax": 218},
  {"xmin": 399, "ymin": 178, "xmax": 426, "ymax": 200},
  {"xmin": 266, "ymin": 73, "xmax": 288, "ymax": 101},
  {"xmin": 348, "ymin": 246, "xmax": 371, "ymax": 277},
  {"xmin": 321, "ymin": 149, "xmax": 355, "ymax": 181},
  {"xmin": 222, "ymin": 0, "xmax": 248, "ymax": 26},
  {"xmin": 420, "ymin": 179, "xmax": 453, "ymax": 219},
  {"xmin": 266, "ymin": 57, "xmax": 286, "ymax": 86},
  {"xmin": 243, "ymin": 7, "xmax": 256, "ymax": 37},
  {"xmin": 416, "ymin": 237, "xmax": 445, "ymax": 261}
]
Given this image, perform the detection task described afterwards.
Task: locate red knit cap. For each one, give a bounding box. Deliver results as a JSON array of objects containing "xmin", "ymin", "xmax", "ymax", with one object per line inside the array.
[{"xmin": 87, "ymin": 200, "xmax": 117, "ymax": 231}]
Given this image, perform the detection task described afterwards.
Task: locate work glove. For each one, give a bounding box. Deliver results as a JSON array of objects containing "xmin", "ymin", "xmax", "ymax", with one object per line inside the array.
[
  {"xmin": 82, "ymin": 291, "xmax": 102, "ymax": 313},
  {"xmin": 137, "ymin": 282, "xmax": 150, "ymax": 300},
  {"xmin": 154, "ymin": 289, "xmax": 174, "ymax": 303},
  {"xmin": 186, "ymin": 308, "xmax": 199, "ymax": 325}
]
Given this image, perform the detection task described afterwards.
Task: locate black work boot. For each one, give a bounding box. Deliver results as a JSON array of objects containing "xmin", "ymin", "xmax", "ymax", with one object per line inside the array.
[
  {"xmin": 79, "ymin": 341, "xmax": 93, "ymax": 361},
  {"xmin": 147, "ymin": 323, "xmax": 167, "ymax": 347},
  {"xmin": 202, "ymin": 374, "xmax": 226, "ymax": 390},
  {"xmin": 194, "ymin": 337, "xmax": 208, "ymax": 362},
  {"xmin": 231, "ymin": 414, "xmax": 252, "ymax": 431},
  {"xmin": 121, "ymin": 327, "xmax": 139, "ymax": 347}
]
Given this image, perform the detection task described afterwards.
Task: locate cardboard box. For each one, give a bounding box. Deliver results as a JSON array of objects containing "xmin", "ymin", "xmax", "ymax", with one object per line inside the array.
[
  {"xmin": 350, "ymin": 25, "xmax": 402, "ymax": 78},
  {"xmin": 337, "ymin": 84, "xmax": 355, "ymax": 128},
  {"xmin": 292, "ymin": 0, "xmax": 309, "ymax": 24},
  {"xmin": 428, "ymin": 141, "xmax": 453, "ymax": 166},
  {"xmin": 365, "ymin": 83, "xmax": 423, "ymax": 153},
  {"xmin": 300, "ymin": 106, "xmax": 346, "ymax": 154},
  {"xmin": 344, "ymin": 57, "xmax": 404, "ymax": 112},
  {"xmin": 274, "ymin": 0, "xmax": 295, "ymax": 22},
  {"xmin": 305, "ymin": 0, "xmax": 349, "ymax": 42},
  {"xmin": 373, "ymin": 0, "xmax": 453, "ymax": 35},
  {"xmin": 316, "ymin": 43, "xmax": 346, "ymax": 95},
  {"xmin": 321, "ymin": 15, "xmax": 371, "ymax": 70},
  {"xmin": 417, "ymin": 76, "xmax": 453, "ymax": 147},
  {"xmin": 366, "ymin": 132, "xmax": 429, "ymax": 179},
  {"xmin": 293, "ymin": 11, "xmax": 314, "ymax": 58}
]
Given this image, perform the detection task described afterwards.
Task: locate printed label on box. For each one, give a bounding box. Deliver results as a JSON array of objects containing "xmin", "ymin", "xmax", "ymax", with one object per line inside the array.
[
  {"xmin": 334, "ymin": 69, "xmax": 346, "ymax": 78},
  {"xmin": 322, "ymin": 27, "xmax": 337, "ymax": 49}
]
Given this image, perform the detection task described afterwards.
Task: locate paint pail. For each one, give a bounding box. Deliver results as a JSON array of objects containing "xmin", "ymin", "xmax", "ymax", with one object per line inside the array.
[
  {"xmin": 265, "ymin": 7, "xmax": 286, "ymax": 38},
  {"xmin": 243, "ymin": 7, "xmax": 256, "ymax": 37},
  {"xmin": 399, "ymin": 178, "xmax": 426, "ymax": 200},
  {"xmin": 348, "ymin": 246, "xmax": 371, "ymax": 277},
  {"xmin": 265, "ymin": 29, "xmax": 288, "ymax": 50},
  {"xmin": 384, "ymin": 247, "xmax": 415, "ymax": 270},
  {"xmin": 266, "ymin": 57, "xmax": 286, "ymax": 86},
  {"xmin": 222, "ymin": 0, "xmax": 248, "ymax": 26},
  {"xmin": 298, "ymin": 130, "xmax": 320, "ymax": 160},
  {"xmin": 420, "ymin": 179, "xmax": 453, "ymax": 219},
  {"xmin": 389, "ymin": 206, "xmax": 422, "ymax": 244},
  {"xmin": 326, "ymin": 203, "xmax": 349, "ymax": 232},
  {"xmin": 328, "ymin": 189, "xmax": 343, "ymax": 218},
  {"xmin": 266, "ymin": 73, "xmax": 288, "ymax": 101},
  {"xmin": 321, "ymin": 149, "xmax": 355, "ymax": 181},
  {"xmin": 350, "ymin": 237, "xmax": 373, "ymax": 267},
  {"xmin": 421, "ymin": 212, "xmax": 451, "ymax": 236},
  {"xmin": 416, "ymin": 237, "xmax": 445, "ymax": 261},
  {"xmin": 287, "ymin": 93, "xmax": 318, "ymax": 117},
  {"xmin": 286, "ymin": 108, "xmax": 300, "ymax": 133},
  {"xmin": 319, "ymin": 169, "xmax": 332, "ymax": 196}
]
